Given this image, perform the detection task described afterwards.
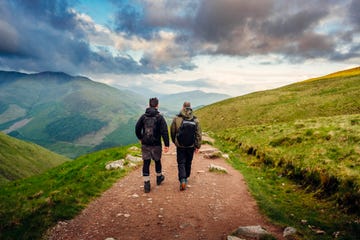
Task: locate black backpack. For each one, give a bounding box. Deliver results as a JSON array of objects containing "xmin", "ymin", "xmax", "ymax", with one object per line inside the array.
[
  {"xmin": 142, "ymin": 115, "xmax": 158, "ymax": 145},
  {"xmin": 176, "ymin": 118, "xmax": 196, "ymax": 147}
]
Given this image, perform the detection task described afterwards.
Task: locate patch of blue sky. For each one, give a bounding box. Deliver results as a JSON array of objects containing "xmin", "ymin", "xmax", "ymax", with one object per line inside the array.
[{"xmin": 76, "ymin": 0, "xmax": 115, "ymax": 25}]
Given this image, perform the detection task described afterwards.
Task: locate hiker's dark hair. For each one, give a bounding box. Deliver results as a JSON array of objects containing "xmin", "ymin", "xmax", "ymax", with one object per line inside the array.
[
  {"xmin": 183, "ymin": 101, "xmax": 191, "ymax": 108},
  {"xmin": 149, "ymin": 97, "xmax": 159, "ymax": 107}
]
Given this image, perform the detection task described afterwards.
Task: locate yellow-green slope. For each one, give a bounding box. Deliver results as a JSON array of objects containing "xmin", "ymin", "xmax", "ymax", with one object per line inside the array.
[
  {"xmin": 0, "ymin": 132, "xmax": 69, "ymax": 184},
  {"xmin": 196, "ymin": 66, "xmax": 360, "ymax": 131}
]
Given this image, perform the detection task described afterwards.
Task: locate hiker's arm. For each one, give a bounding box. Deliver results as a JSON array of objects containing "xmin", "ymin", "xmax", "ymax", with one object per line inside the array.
[
  {"xmin": 160, "ymin": 116, "xmax": 170, "ymax": 147},
  {"xmin": 194, "ymin": 120, "xmax": 202, "ymax": 149},
  {"xmin": 135, "ymin": 115, "xmax": 144, "ymax": 140},
  {"xmin": 170, "ymin": 118, "xmax": 177, "ymax": 143}
]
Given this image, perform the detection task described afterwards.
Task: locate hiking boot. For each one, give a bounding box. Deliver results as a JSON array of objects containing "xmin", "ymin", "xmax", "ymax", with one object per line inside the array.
[
  {"xmin": 144, "ymin": 181, "xmax": 151, "ymax": 193},
  {"xmin": 157, "ymin": 175, "xmax": 165, "ymax": 185},
  {"xmin": 180, "ymin": 179, "xmax": 186, "ymax": 191}
]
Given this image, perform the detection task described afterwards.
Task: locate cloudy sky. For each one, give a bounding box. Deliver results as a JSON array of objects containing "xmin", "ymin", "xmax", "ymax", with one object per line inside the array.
[{"xmin": 0, "ymin": 0, "xmax": 359, "ymax": 96}]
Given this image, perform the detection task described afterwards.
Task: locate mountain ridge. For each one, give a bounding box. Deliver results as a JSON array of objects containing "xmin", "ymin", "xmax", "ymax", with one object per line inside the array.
[
  {"xmin": 0, "ymin": 70, "xmax": 231, "ymax": 157},
  {"xmin": 0, "ymin": 70, "xmax": 145, "ymax": 157}
]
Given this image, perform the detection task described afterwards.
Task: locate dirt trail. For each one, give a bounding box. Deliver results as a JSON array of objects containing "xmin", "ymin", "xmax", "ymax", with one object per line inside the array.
[{"xmin": 48, "ymin": 143, "xmax": 284, "ymax": 240}]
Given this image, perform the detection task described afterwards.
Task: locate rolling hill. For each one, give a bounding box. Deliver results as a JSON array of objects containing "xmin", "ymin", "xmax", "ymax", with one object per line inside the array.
[
  {"xmin": 196, "ymin": 67, "xmax": 360, "ymax": 131},
  {"xmin": 0, "ymin": 132, "xmax": 69, "ymax": 185},
  {"xmin": 0, "ymin": 144, "xmax": 139, "ymax": 239},
  {"xmin": 0, "ymin": 67, "xmax": 359, "ymax": 239},
  {"xmin": 0, "ymin": 71, "xmax": 145, "ymax": 158},
  {"xmin": 0, "ymin": 71, "xmax": 231, "ymax": 158},
  {"xmin": 195, "ymin": 66, "xmax": 360, "ymax": 215}
]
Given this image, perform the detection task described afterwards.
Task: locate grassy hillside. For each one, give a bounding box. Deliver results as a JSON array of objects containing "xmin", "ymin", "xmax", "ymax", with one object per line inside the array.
[
  {"xmin": 0, "ymin": 71, "xmax": 144, "ymax": 158},
  {"xmin": 0, "ymin": 144, "xmax": 141, "ymax": 240},
  {"xmin": 196, "ymin": 67, "xmax": 360, "ymax": 238},
  {"xmin": 0, "ymin": 132, "xmax": 69, "ymax": 185},
  {"xmin": 217, "ymin": 114, "xmax": 360, "ymax": 211},
  {"xmin": 305, "ymin": 66, "xmax": 360, "ymax": 82},
  {"xmin": 196, "ymin": 67, "xmax": 360, "ymax": 131}
]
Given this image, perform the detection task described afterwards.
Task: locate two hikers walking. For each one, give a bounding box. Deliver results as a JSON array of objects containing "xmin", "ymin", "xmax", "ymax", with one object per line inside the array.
[{"xmin": 135, "ymin": 98, "xmax": 201, "ymax": 192}]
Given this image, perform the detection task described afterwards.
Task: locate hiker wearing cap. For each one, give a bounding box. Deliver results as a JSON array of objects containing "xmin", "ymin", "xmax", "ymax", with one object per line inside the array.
[
  {"xmin": 170, "ymin": 101, "xmax": 202, "ymax": 191},
  {"xmin": 135, "ymin": 97, "xmax": 170, "ymax": 193}
]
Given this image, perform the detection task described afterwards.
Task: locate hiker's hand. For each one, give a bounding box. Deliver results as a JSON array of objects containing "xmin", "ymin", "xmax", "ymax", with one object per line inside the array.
[
  {"xmin": 163, "ymin": 146, "xmax": 169, "ymax": 153},
  {"xmin": 195, "ymin": 148, "xmax": 199, "ymax": 154}
]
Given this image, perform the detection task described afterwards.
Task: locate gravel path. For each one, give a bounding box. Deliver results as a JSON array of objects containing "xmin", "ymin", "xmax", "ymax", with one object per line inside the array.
[{"xmin": 48, "ymin": 143, "xmax": 284, "ymax": 240}]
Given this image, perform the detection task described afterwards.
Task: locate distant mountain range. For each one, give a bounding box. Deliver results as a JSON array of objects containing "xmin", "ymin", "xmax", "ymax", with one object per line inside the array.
[
  {"xmin": 113, "ymin": 86, "xmax": 231, "ymax": 115},
  {"xmin": 0, "ymin": 71, "xmax": 230, "ymax": 157},
  {"xmin": 160, "ymin": 90, "xmax": 230, "ymax": 112}
]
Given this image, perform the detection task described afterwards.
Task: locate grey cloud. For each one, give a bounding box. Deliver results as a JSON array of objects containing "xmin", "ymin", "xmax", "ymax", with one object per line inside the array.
[
  {"xmin": 85, "ymin": 52, "xmax": 143, "ymax": 74},
  {"xmin": 1, "ymin": 0, "xmax": 359, "ymax": 76},
  {"xmin": 114, "ymin": 2, "xmax": 143, "ymax": 36},
  {"xmin": 113, "ymin": 0, "xmax": 196, "ymax": 37},
  {"xmin": 191, "ymin": 0, "xmax": 358, "ymax": 61},
  {"xmin": 139, "ymin": 54, "xmax": 196, "ymax": 73},
  {"xmin": 164, "ymin": 79, "xmax": 215, "ymax": 88},
  {"xmin": 349, "ymin": 0, "xmax": 360, "ymax": 29},
  {"xmin": 281, "ymin": 33, "xmax": 335, "ymax": 60},
  {"xmin": 13, "ymin": 0, "xmax": 79, "ymax": 32},
  {"xmin": 0, "ymin": 0, "xmax": 196, "ymax": 75},
  {"xmin": 261, "ymin": 9, "xmax": 328, "ymax": 38},
  {"xmin": 111, "ymin": 0, "xmax": 359, "ymax": 69},
  {"xmin": 0, "ymin": 20, "xmax": 19, "ymax": 55},
  {"xmin": 139, "ymin": 40, "xmax": 197, "ymax": 73},
  {"xmin": 0, "ymin": 0, "xmax": 147, "ymax": 75},
  {"xmin": 194, "ymin": 0, "xmax": 272, "ymax": 42},
  {"xmin": 330, "ymin": 44, "xmax": 360, "ymax": 61}
]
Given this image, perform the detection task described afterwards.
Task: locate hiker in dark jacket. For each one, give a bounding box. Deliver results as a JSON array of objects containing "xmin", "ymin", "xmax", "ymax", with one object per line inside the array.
[
  {"xmin": 135, "ymin": 97, "xmax": 169, "ymax": 193},
  {"xmin": 170, "ymin": 101, "xmax": 201, "ymax": 191}
]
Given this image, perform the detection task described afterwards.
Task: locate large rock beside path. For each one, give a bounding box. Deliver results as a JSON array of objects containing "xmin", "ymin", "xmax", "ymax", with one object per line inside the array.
[{"xmin": 231, "ymin": 225, "xmax": 273, "ymax": 239}]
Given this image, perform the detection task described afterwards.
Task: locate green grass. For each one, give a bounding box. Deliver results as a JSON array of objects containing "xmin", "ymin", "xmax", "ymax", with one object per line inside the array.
[
  {"xmin": 40, "ymin": 141, "xmax": 92, "ymax": 159},
  {"xmin": 196, "ymin": 67, "xmax": 360, "ymax": 239},
  {"xmin": 0, "ymin": 132, "xmax": 69, "ymax": 184},
  {"xmin": 196, "ymin": 68, "xmax": 360, "ymax": 131},
  {"xmin": 216, "ymin": 114, "xmax": 360, "ymax": 211},
  {"xmin": 0, "ymin": 144, "xmax": 141, "ymax": 240},
  {"xmin": 0, "ymin": 71, "xmax": 144, "ymax": 158},
  {"xmin": 222, "ymin": 149, "xmax": 359, "ymax": 239},
  {"xmin": 45, "ymin": 115, "xmax": 106, "ymax": 141},
  {"xmin": 210, "ymin": 114, "xmax": 360, "ymax": 239}
]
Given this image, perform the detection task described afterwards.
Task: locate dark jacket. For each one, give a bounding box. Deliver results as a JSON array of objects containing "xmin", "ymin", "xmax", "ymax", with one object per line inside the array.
[
  {"xmin": 170, "ymin": 107, "xmax": 202, "ymax": 149},
  {"xmin": 135, "ymin": 107, "xmax": 169, "ymax": 147}
]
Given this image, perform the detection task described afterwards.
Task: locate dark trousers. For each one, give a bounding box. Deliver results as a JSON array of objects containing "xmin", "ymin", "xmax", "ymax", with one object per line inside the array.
[
  {"xmin": 142, "ymin": 145, "xmax": 162, "ymax": 177},
  {"xmin": 143, "ymin": 159, "xmax": 162, "ymax": 176},
  {"xmin": 176, "ymin": 147, "xmax": 195, "ymax": 181}
]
